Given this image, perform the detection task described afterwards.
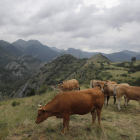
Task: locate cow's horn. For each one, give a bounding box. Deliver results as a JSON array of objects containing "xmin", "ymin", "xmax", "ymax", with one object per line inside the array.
[
  {"xmin": 38, "ymin": 104, "xmax": 42, "ymax": 107},
  {"xmin": 37, "ymin": 108, "xmax": 43, "ymax": 110}
]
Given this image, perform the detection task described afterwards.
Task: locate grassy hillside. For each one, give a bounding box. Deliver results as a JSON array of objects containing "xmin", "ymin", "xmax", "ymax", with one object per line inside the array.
[
  {"xmin": 1, "ymin": 54, "xmax": 140, "ymax": 139},
  {"xmin": 15, "ymin": 54, "xmax": 87, "ymax": 97},
  {"xmin": 0, "ymin": 87, "xmax": 140, "ymax": 140},
  {"xmin": 0, "ymin": 46, "xmax": 17, "ymax": 67},
  {"xmin": 15, "ymin": 54, "xmax": 140, "ymax": 98},
  {"xmin": 68, "ymin": 54, "xmax": 111, "ymax": 84},
  {"xmin": 0, "ymin": 66, "xmax": 22, "ymax": 97},
  {"xmin": 0, "ymin": 55, "xmax": 44, "ymax": 98},
  {"xmin": 6, "ymin": 55, "xmax": 44, "ymax": 78}
]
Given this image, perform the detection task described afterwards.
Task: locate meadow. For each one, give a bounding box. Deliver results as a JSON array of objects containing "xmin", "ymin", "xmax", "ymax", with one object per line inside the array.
[
  {"xmin": 0, "ymin": 85, "xmax": 140, "ymax": 140},
  {"xmin": 1, "ymin": 55, "xmax": 140, "ymax": 139}
]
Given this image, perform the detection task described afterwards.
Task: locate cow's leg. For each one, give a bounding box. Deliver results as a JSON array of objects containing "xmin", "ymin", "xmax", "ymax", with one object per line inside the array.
[
  {"xmin": 124, "ymin": 96, "xmax": 126, "ymax": 105},
  {"xmin": 91, "ymin": 108, "xmax": 96, "ymax": 127},
  {"xmin": 106, "ymin": 95, "xmax": 110, "ymax": 106},
  {"xmin": 104, "ymin": 96, "xmax": 106, "ymax": 105},
  {"xmin": 126, "ymin": 98, "xmax": 130, "ymax": 106},
  {"xmin": 62, "ymin": 114, "xmax": 70, "ymax": 135},
  {"xmin": 96, "ymin": 109, "xmax": 101, "ymax": 127},
  {"xmin": 114, "ymin": 96, "xmax": 116, "ymax": 104},
  {"xmin": 67, "ymin": 117, "xmax": 70, "ymax": 131},
  {"xmin": 139, "ymin": 101, "xmax": 140, "ymax": 111},
  {"xmin": 124, "ymin": 96, "xmax": 130, "ymax": 106},
  {"xmin": 117, "ymin": 97, "xmax": 121, "ymax": 110}
]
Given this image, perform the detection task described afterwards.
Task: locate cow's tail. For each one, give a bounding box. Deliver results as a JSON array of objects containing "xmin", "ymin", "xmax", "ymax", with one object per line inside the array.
[
  {"xmin": 113, "ymin": 85, "xmax": 118, "ymax": 104},
  {"xmin": 113, "ymin": 85, "xmax": 118, "ymax": 96},
  {"xmin": 90, "ymin": 80, "xmax": 93, "ymax": 88}
]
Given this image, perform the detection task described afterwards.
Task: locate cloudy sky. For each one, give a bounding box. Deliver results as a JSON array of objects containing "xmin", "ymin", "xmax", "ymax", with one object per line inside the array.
[{"xmin": 0, "ymin": 0, "xmax": 140, "ymax": 53}]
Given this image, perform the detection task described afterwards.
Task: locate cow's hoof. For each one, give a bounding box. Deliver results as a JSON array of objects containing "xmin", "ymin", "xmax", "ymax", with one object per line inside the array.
[{"xmin": 61, "ymin": 133, "xmax": 64, "ymax": 135}]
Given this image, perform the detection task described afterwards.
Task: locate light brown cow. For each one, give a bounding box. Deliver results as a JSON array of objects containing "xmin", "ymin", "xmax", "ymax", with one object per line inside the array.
[
  {"xmin": 63, "ymin": 79, "xmax": 78, "ymax": 84},
  {"xmin": 36, "ymin": 87, "xmax": 104, "ymax": 134},
  {"xmin": 114, "ymin": 85, "xmax": 140, "ymax": 111},
  {"xmin": 107, "ymin": 81, "xmax": 117, "ymax": 84},
  {"xmin": 58, "ymin": 82, "xmax": 75, "ymax": 92},
  {"xmin": 103, "ymin": 81, "xmax": 117, "ymax": 105},
  {"xmin": 103, "ymin": 83, "xmax": 129, "ymax": 106},
  {"xmin": 103, "ymin": 83, "xmax": 117, "ymax": 106},
  {"xmin": 96, "ymin": 81, "xmax": 107, "ymax": 92},
  {"xmin": 58, "ymin": 79, "xmax": 80, "ymax": 92},
  {"xmin": 90, "ymin": 80, "xmax": 101, "ymax": 88},
  {"xmin": 63, "ymin": 79, "xmax": 80, "ymax": 90}
]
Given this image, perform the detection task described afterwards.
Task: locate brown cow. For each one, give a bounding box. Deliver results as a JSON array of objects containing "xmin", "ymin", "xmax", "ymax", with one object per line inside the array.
[
  {"xmin": 36, "ymin": 87, "xmax": 104, "ymax": 134},
  {"xmin": 114, "ymin": 85, "xmax": 140, "ymax": 111}
]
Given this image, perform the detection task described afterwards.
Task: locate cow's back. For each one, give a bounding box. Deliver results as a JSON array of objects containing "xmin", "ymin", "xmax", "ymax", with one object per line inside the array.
[
  {"xmin": 50, "ymin": 88, "xmax": 104, "ymax": 115},
  {"xmin": 124, "ymin": 86, "xmax": 140, "ymax": 100}
]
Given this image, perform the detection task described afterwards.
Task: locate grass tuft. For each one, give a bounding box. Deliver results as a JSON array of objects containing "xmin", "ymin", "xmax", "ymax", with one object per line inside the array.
[{"xmin": 0, "ymin": 90, "xmax": 140, "ymax": 139}]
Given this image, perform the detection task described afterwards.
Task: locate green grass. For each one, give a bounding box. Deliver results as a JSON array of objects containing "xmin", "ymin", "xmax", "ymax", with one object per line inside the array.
[
  {"xmin": 0, "ymin": 88, "xmax": 140, "ymax": 140},
  {"xmin": 129, "ymin": 71, "xmax": 140, "ymax": 78}
]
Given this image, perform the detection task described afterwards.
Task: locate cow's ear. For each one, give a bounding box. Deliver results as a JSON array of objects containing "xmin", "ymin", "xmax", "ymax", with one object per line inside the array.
[{"xmin": 96, "ymin": 81, "xmax": 100, "ymax": 85}]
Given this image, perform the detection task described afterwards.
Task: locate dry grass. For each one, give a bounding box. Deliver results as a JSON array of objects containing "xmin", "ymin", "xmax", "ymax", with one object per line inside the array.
[{"xmin": 0, "ymin": 89, "xmax": 140, "ymax": 140}]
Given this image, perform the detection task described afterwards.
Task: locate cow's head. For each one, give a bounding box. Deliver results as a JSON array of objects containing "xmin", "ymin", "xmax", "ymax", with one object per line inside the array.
[
  {"xmin": 103, "ymin": 83, "xmax": 109, "ymax": 95},
  {"xmin": 36, "ymin": 104, "xmax": 52, "ymax": 124},
  {"xmin": 58, "ymin": 84, "xmax": 63, "ymax": 91},
  {"xmin": 96, "ymin": 81, "xmax": 106, "ymax": 92}
]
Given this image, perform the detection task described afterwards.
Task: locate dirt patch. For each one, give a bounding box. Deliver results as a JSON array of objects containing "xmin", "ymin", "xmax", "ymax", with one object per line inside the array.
[{"xmin": 120, "ymin": 134, "xmax": 129, "ymax": 139}]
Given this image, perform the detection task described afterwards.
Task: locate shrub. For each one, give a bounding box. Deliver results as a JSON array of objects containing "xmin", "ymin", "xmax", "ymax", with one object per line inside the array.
[
  {"xmin": 12, "ymin": 101, "xmax": 20, "ymax": 107},
  {"xmin": 121, "ymin": 73, "xmax": 127, "ymax": 77},
  {"xmin": 27, "ymin": 89, "xmax": 35, "ymax": 96},
  {"xmin": 107, "ymin": 75, "xmax": 113, "ymax": 79}
]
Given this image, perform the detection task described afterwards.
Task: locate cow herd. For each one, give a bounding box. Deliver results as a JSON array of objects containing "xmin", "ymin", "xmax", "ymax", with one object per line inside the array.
[
  {"xmin": 36, "ymin": 79, "xmax": 140, "ymax": 135},
  {"xmin": 90, "ymin": 79, "xmax": 140, "ymax": 111}
]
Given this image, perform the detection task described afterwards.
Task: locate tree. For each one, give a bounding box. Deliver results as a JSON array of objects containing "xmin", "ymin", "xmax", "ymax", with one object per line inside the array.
[{"xmin": 131, "ymin": 57, "xmax": 136, "ymax": 62}]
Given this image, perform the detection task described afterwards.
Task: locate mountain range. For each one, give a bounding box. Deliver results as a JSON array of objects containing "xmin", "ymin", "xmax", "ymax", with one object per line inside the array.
[
  {"xmin": 12, "ymin": 39, "xmax": 58, "ymax": 62},
  {"xmin": 1, "ymin": 39, "xmax": 140, "ymax": 66},
  {"xmin": 51, "ymin": 47, "xmax": 140, "ymax": 62},
  {"xmin": 1, "ymin": 39, "xmax": 140, "ymax": 99}
]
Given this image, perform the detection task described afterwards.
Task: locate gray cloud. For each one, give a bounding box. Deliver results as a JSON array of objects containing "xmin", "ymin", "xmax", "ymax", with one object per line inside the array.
[{"xmin": 0, "ymin": 0, "xmax": 140, "ymax": 53}]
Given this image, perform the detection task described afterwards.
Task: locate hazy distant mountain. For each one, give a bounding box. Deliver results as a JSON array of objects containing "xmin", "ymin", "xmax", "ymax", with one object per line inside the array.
[
  {"xmin": 121, "ymin": 50, "xmax": 140, "ymax": 56},
  {"xmin": 50, "ymin": 47, "xmax": 65, "ymax": 52},
  {"xmin": 2, "ymin": 39, "xmax": 140, "ymax": 63},
  {"xmin": 12, "ymin": 39, "xmax": 58, "ymax": 62},
  {"xmin": 0, "ymin": 40, "xmax": 23, "ymax": 66},
  {"xmin": 66, "ymin": 48, "xmax": 85, "ymax": 59},
  {"xmin": 135, "ymin": 54, "xmax": 140, "ymax": 60},
  {"xmin": 12, "ymin": 39, "xmax": 42, "ymax": 52},
  {"xmin": 50, "ymin": 46, "xmax": 139, "ymax": 61},
  {"xmin": 53, "ymin": 47, "xmax": 100, "ymax": 59},
  {"xmin": 102, "ymin": 52, "xmax": 133, "ymax": 62}
]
